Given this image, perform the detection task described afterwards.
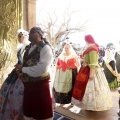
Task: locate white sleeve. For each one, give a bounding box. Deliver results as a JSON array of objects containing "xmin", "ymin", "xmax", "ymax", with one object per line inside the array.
[{"xmin": 22, "ymin": 45, "xmax": 53, "ymax": 77}]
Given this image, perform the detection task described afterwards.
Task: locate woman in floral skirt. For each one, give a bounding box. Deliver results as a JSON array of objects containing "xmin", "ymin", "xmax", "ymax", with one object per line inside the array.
[
  {"xmin": 0, "ymin": 29, "xmax": 30, "ymax": 120},
  {"xmin": 72, "ymin": 34, "xmax": 112, "ymax": 111}
]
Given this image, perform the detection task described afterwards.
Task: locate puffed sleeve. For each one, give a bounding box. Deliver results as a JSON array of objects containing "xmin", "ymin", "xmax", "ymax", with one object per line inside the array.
[
  {"xmin": 89, "ymin": 51, "xmax": 99, "ymax": 69},
  {"xmin": 22, "ymin": 45, "xmax": 53, "ymax": 77}
]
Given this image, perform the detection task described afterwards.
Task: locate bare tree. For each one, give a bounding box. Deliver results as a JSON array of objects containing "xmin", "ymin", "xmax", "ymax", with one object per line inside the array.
[{"xmin": 37, "ymin": 10, "xmax": 87, "ymax": 47}]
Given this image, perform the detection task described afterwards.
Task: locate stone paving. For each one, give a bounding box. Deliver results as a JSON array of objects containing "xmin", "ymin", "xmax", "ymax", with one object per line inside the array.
[{"xmin": 54, "ymin": 90, "xmax": 119, "ymax": 120}]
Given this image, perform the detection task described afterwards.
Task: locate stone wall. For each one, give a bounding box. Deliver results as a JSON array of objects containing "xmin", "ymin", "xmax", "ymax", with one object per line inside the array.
[{"xmin": 23, "ymin": 0, "xmax": 36, "ymax": 31}]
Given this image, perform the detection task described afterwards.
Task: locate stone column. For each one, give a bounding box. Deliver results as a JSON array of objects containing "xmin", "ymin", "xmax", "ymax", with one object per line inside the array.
[{"xmin": 23, "ymin": 0, "xmax": 36, "ymax": 31}]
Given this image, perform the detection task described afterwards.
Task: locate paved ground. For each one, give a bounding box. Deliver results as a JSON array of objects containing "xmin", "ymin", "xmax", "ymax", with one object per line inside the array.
[{"xmin": 54, "ymin": 90, "xmax": 119, "ymax": 120}]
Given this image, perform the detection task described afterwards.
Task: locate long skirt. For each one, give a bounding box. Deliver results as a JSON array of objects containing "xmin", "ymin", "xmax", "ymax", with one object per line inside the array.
[
  {"xmin": 108, "ymin": 77, "xmax": 120, "ymax": 90},
  {"xmin": 0, "ymin": 69, "xmax": 24, "ymax": 120},
  {"xmin": 53, "ymin": 68, "xmax": 77, "ymax": 104},
  {"xmin": 23, "ymin": 78, "xmax": 53, "ymax": 120},
  {"xmin": 72, "ymin": 67, "xmax": 113, "ymax": 111}
]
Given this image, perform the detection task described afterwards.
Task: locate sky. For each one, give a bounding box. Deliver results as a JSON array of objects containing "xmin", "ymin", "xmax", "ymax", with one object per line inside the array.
[{"xmin": 36, "ymin": 0, "xmax": 120, "ymax": 47}]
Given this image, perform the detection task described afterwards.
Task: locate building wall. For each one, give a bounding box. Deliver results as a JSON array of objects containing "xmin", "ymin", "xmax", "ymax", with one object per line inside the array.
[{"xmin": 23, "ymin": 0, "xmax": 36, "ymax": 31}]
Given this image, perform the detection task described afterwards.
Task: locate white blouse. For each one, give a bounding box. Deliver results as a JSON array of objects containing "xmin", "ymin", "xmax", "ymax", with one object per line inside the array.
[{"xmin": 22, "ymin": 45, "xmax": 53, "ymax": 77}]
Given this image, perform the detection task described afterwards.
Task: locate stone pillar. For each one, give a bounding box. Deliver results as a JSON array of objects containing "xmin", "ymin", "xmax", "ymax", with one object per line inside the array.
[
  {"xmin": 23, "ymin": 0, "xmax": 28, "ymax": 30},
  {"xmin": 23, "ymin": 0, "xmax": 36, "ymax": 31}
]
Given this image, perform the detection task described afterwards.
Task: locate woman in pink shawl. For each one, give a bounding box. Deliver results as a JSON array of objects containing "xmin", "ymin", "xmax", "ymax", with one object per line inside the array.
[{"xmin": 72, "ymin": 34, "xmax": 112, "ymax": 111}]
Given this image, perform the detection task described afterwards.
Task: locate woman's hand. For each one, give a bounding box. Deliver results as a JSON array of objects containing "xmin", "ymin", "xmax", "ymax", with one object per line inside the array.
[
  {"xmin": 89, "ymin": 68, "xmax": 95, "ymax": 80},
  {"xmin": 19, "ymin": 74, "xmax": 28, "ymax": 82},
  {"xmin": 89, "ymin": 73, "xmax": 94, "ymax": 80},
  {"xmin": 15, "ymin": 64, "xmax": 22, "ymax": 72},
  {"xmin": 117, "ymin": 74, "xmax": 120, "ymax": 82}
]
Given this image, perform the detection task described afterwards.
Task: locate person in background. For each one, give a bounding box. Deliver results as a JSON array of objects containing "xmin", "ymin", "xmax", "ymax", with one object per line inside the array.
[
  {"xmin": 102, "ymin": 43, "xmax": 120, "ymax": 90},
  {"xmin": 115, "ymin": 42, "xmax": 120, "ymax": 75},
  {"xmin": 53, "ymin": 43, "xmax": 80, "ymax": 109},
  {"xmin": 72, "ymin": 34, "xmax": 112, "ymax": 111},
  {"xmin": 15, "ymin": 26, "xmax": 53, "ymax": 120},
  {"xmin": 0, "ymin": 29, "xmax": 30, "ymax": 120},
  {"xmin": 98, "ymin": 47, "xmax": 105, "ymax": 65}
]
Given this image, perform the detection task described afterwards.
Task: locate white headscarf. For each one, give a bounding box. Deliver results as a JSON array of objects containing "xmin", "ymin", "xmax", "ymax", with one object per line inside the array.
[
  {"xmin": 58, "ymin": 43, "xmax": 78, "ymax": 62},
  {"xmin": 103, "ymin": 49, "xmax": 116, "ymax": 63},
  {"xmin": 17, "ymin": 29, "xmax": 30, "ymax": 63},
  {"xmin": 17, "ymin": 29, "xmax": 30, "ymax": 51}
]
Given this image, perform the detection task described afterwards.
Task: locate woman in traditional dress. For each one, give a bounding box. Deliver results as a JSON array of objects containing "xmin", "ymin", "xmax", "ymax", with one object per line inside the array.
[
  {"xmin": 102, "ymin": 43, "xmax": 120, "ymax": 90},
  {"xmin": 72, "ymin": 34, "xmax": 112, "ymax": 111},
  {"xmin": 53, "ymin": 43, "xmax": 80, "ymax": 109},
  {"xmin": 0, "ymin": 29, "xmax": 30, "ymax": 120},
  {"xmin": 115, "ymin": 44, "xmax": 120, "ymax": 75}
]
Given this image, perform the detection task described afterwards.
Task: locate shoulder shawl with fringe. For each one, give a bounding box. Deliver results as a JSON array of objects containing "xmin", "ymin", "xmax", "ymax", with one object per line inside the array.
[{"xmin": 83, "ymin": 44, "xmax": 99, "ymax": 56}]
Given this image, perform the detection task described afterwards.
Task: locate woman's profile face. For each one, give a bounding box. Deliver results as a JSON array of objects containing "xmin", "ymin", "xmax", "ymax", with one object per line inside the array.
[
  {"xmin": 18, "ymin": 32, "xmax": 24, "ymax": 43},
  {"xmin": 85, "ymin": 41, "xmax": 90, "ymax": 46},
  {"xmin": 64, "ymin": 44, "xmax": 70, "ymax": 53},
  {"xmin": 105, "ymin": 49, "xmax": 110, "ymax": 57}
]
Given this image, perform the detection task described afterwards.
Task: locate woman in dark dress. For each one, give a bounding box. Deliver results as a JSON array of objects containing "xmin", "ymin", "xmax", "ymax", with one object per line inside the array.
[
  {"xmin": 0, "ymin": 29, "xmax": 30, "ymax": 120},
  {"xmin": 102, "ymin": 43, "xmax": 120, "ymax": 90}
]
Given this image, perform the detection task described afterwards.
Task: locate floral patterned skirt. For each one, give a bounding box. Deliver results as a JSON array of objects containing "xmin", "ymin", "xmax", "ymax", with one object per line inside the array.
[
  {"xmin": 0, "ymin": 77, "xmax": 24, "ymax": 120},
  {"xmin": 72, "ymin": 67, "xmax": 113, "ymax": 111}
]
